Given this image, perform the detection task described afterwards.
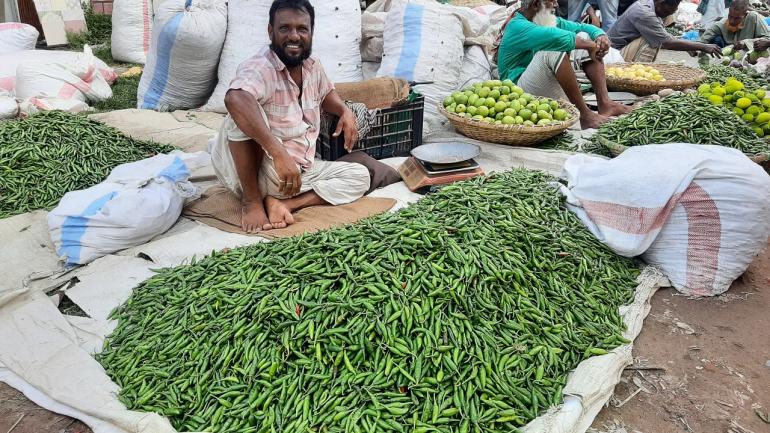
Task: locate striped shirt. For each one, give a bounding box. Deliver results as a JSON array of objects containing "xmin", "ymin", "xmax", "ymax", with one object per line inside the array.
[{"xmin": 229, "ymin": 47, "xmax": 334, "ymax": 169}]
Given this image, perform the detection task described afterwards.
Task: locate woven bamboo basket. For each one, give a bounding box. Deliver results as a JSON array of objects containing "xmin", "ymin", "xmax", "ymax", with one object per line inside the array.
[
  {"xmin": 597, "ymin": 134, "xmax": 770, "ymax": 164},
  {"xmin": 605, "ymin": 63, "xmax": 706, "ymax": 96},
  {"xmin": 439, "ymin": 100, "xmax": 580, "ymax": 146}
]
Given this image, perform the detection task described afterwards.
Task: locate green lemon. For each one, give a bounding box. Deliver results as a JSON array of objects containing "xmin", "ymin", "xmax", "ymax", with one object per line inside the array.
[
  {"xmin": 443, "ymin": 96, "xmax": 454, "ymax": 107},
  {"xmin": 537, "ymin": 110, "xmax": 552, "ymax": 120},
  {"xmin": 477, "ymin": 105, "xmax": 489, "ymax": 117},
  {"xmin": 549, "ymin": 100, "xmax": 560, "ymax": 111},
  {"xmin": 478, "ymin": 87, "xmax": 491, "ymax": 98},
  {"xmin": 509, "ymin": 101, "xmax": 523, "ymax": 111},
  {"xmin": 537, "ymin": 119, "xmax": 551, "ymax": 126},
  {"xmin": 503, "ymin": 108, "xmax": 516, "ymax": 117},
  {"xmin": 495, "ymin": 101, "xmax": 508, "ymax": 112},
  {"xmin": 502, "ymin": 115, "xmax": 515, "ymax": 125},
  {"xmin": 466, "ymin": 105, "xmax": 478, "ymax": 116},
  {"xmin": 454, "ymin": 93, "xmax": 468, "ymax": 105},
  {"xmin": 467, "ymin": 94, "xmax": 479, "ymax": 106},
  {"xmin": 757, "ymin": 112, "xmax": 770, "ymax": 123},
  {"xmin": 511, "ymin": 85, "xmax": 524, "ymax": 96},
  {"xmin": 523, "ymin": 120, "xmax": 535, "ymax": 126},
  {"xmin": 553, "ymin": 108, "xmax": 567, "ymax": 121},
  {"xmin": 485, "ymin": 97, "xmax": 497, "ymax": 108},
  {"xmin": 455, "ymin": 104, "xmax": 466, "ymax": 114},
  {"xmin": 514, "ymin": 116, "xmax": 524, "ymax": 124},
  {"xmin": 489, "ymin": 89, "xmax": 501, "ymax": 100},
  {"xmin": 742, "ymin": 113, "xmax": 754, "ymax": 122},
  {"xmin": 518, "ymin": 108, "xmax": 532, "ymax": 120}
]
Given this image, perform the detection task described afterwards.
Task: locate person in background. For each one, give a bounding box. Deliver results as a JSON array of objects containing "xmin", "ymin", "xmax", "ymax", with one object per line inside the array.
[
  {"xmin": 497, "ymin": 0, "xmax": 632, "ymax": 129},
  {"xmin": 569, "ymin": 0, "xmax": 619, "ymax": 31},
  {"xmin": 698, "ymin": 0, "xmax": 731, "ymax": 32},
  {"xmin": 212, "ymin": 0, "xmax": 370, "ymax": 232},
  {"xmin": 607, "ymin": 0, "xmax": 722, "ymax": 61},
  {"xmin": 700, "ymin": 0, "xmax": 770, "ymax": 49}
]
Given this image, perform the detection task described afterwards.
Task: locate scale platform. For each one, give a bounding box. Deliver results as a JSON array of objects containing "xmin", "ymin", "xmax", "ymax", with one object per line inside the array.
[{"xmin": 399, "ymin": 157, "xmax": 484, "ymax": 191}]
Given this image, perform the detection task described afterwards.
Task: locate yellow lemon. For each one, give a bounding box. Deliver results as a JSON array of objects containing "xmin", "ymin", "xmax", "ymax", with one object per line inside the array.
[{"xmin": 736, "ymin": 97, "xmax": 752, "ymax": 109}]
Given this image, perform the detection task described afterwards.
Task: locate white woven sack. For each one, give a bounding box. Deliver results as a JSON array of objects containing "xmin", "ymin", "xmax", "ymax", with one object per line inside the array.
[
  {"xmin": 560, "ymin": 143, "xmax": 770, "ymax": 297},
  {"xmin": 112, "ymin": 0, "xmax": 154, "ymax": 64},
  {"xmin": 0, "ymin": 93, "xmax": 18, "ymax": 119},
  {"xmin": 312, "ymin": 0, "xmax": 363, "ymax": 83},
  {"xmin": 377, "ymin": 0, "xmax": 470, "ymax": 116},
  {"xmin": 459, "ymin": 45, "xmax": 491, "ymax": 89},
  {"xmin": 15, "ymin": 46, "xmax": 112, "ymax": 103},
  {"xmin": 202, "ymin": 0, "xmax": 271, "ymax": 112},
  {"xmin": 138, "ymin": 0, "xmax": 227, "ymax": 111},
  {"xmin": 0, "ymin": 49, "xmax": 116, "ymax": 95},
  {"xmin": 361, "ymin": 11, "xmax": 385, "ymax": 62},
  {"xmin": 48, "ymin": 153, "xmax": 207, "ymax": 267},
  {"xmin": 18, "ymin": 97, "xmax": 90, "ymax": 115},
  {"xmin": 0, "ymin": 22, "xmax": 38, "ymax": 54}
]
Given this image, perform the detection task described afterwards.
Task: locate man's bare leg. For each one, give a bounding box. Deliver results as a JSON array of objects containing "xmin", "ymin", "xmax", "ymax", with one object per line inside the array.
[
  {"xmin": 264, "ymin": 191, "xmax": 328, "ymax": 228},
  {"xmin": 555, "ymin": 53, "xmax": 610, "ymax": 129},
  {"xmin": 228, "ymin": 139, "xmax": 272, "ymax": 232},
  {"xmin": 582, "ymin": 58, "xmax": 633, "ymax": 117}
]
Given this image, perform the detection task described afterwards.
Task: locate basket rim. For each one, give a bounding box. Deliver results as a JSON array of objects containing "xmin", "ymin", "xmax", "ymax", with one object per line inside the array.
[{"xmin": 437, "ymin": 99, "xmax": 580, "ymax": 135}]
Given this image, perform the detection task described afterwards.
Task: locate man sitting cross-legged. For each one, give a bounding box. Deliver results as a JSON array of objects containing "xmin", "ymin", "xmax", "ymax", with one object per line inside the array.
[
  {"xmin": 497, "ymin": 0, "xmax": 632, "ymax": 129},
  {"xmin": 211, "ymin": 0, "xmax": 370, "ymax": 232}
]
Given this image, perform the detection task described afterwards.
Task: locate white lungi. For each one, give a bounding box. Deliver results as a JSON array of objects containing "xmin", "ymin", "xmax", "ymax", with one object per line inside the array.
[{"xmin": 210, "ymin": 115, "xmax": 370, "ymax": 206}]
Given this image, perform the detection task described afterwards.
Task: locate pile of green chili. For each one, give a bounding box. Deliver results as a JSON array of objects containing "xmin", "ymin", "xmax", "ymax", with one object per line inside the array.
[
  {"xmin": 0, "ymin": 111, "xmax": 175, "ymax": 218},
  {"xmin": 593, "ymin": 93, "xmax": 770, "ymax": 157},
  {"xmin": 98, "ymin": 169, "xmax": 641, "ymax": 433}
]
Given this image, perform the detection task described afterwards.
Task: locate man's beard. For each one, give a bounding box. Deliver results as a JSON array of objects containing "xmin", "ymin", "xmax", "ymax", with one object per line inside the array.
[
  {"xmin": 726, "ymin": 23, "xmax": 744, "ymax": 32},
  {"xmin": 270, "ymin": 40, "xmax": 312, "ymax": 68},
  {"xmin": 533, "ymin": 5, "xmax": 558, "ymax": 27}
]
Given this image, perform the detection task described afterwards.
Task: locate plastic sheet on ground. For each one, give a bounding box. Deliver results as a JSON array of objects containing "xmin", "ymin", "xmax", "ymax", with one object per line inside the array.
[{"xmin": 0, "ymin": 126, "xmax": 666, "ymax": 433}]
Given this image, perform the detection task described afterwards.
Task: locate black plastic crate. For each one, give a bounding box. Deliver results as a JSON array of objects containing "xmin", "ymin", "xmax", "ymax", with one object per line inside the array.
[{"xmin": 319, "ymin": 95, "xmax": 424, "ymax": 161}]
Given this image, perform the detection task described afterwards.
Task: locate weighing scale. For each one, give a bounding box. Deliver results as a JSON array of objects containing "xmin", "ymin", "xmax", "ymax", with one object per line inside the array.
[{"xmin": 399, "ymin": 142, "xmax": 485, "ymax": 191}]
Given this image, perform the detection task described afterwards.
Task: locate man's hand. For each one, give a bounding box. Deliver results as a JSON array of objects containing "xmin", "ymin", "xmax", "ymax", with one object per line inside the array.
[
  {"xmin": 754, "ymin": 38, "xmax": 770, "ymax": 51},
  {"xmin": 585, "ymin": 40, "xmax": 600, "ymax": 62},
  {"xmin": 273, "ymin": 151, "xmax": 301, "ymax": 196},
  {"xmin": 734, "ymin": 41, "xmax": 746, "ymax": 51},
  {"xmin": 334, "ymin": 108, "xmax": 359, "ymax": 153},
  {"xmin": 596, "ymin": 35, "xmax": 611, "ymax": 59},
  {"xmin": 700, "ymin": 43, "xmax": 722, "ymax": 57}
]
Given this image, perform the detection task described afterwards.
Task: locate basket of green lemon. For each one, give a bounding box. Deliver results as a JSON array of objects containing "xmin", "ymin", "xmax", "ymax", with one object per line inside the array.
[{"xmin": 439, "ymin": 79, "xmax": 579, "ymax": 146}]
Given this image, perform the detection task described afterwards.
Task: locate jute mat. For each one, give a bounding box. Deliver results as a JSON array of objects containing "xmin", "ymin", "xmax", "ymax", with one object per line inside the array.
[{"xmin": 183, "ymin": 185, "xmax": 396, "ymax": 239}]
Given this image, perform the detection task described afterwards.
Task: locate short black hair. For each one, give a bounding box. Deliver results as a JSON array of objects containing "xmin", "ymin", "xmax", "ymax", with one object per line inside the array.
[{"xmin": 269, "ymin": 0, "xmax": 315, "ymax": 29}]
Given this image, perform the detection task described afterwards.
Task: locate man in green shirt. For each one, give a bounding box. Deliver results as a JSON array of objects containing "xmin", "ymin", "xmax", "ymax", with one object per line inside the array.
[
  {"xmin": 701, "ymin": 0, "xmax": 770, "ymax": 50},
  {"xmin": 497, "ymin": 0, "xmax": 631, "ymax": 129}
]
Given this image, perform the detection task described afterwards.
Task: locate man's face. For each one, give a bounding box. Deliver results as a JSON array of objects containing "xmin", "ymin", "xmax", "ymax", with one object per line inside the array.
[
  {"xmin": 269, "ymin": 8, "xmax": 313, "ymax": 68},
  {"xmin": 533, "ymin": 0, "xmax": 558, "ymax": 27},
  {"xmin": 727, "ymin": 7, "xmax": 748, "ymax": 32},
  {"xmin": 654, "ymin": 1, "xmax": 679, "ymax": 18}
]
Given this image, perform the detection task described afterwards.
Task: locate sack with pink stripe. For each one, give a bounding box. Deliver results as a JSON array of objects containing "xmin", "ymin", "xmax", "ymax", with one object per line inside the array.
[
  {"xmin": 559, "ymin": 143, "xmax": 770, "ymax": 297},
  {"xmin": 0, "ymin": 22, "xmax": 39, "ymax": 54},
  {"xmin": 15, "ymin": 46, "xmax": 113, "ymax": 104},
  {"xmin": 111, "ymin": 0, "xmax": 154, "ymax": 64}
]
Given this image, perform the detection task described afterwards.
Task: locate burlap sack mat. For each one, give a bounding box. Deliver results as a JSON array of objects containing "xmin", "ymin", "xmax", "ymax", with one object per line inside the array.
[
  {"xmin": 334, "ymin": 77, "xmax": 411, "ymax": 109},
  {"xmin": 183, "ymin": 185, "xmax": 397, "ymax": 239}
]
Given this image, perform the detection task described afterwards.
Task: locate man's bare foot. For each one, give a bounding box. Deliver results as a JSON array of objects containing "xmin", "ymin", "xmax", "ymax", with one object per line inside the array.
[
  {"xmin": 580, "ymin": 111, "xmax": 610, "ymax": 129},
  {"xmin": 264, "ymin": 196, "xmax": 295, "ymax": 229},
  {"xmin": 598, "ymin": 101, "xmax": 633, "ymax": 117},
  {"xmin": 242, "ymin": 201, "xmax": 272, "ymax": 232}
]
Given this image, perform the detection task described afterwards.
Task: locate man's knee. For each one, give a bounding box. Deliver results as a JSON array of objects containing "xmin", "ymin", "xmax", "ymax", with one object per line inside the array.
[{"xmin": 348, "ymin": 162, "xmax": 371, "ymax": 192}]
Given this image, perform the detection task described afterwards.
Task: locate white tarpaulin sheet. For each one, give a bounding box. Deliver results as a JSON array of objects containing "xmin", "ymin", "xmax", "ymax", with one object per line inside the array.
[{"xmin": 0, "ymin": 143, "xmax": 665, "ymax": 433}]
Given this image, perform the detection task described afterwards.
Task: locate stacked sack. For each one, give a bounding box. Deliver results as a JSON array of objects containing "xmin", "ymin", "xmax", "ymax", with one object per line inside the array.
[
  {"xmin": 0, "ymin": 47, "xmax": 116, "ymax": 117},
  {"xmin": 0, "ymin": 22, "xmax": 40, "ymax": 118},
  {"xmin": 0, "ymin": 23, "xmax": 39, "ymax": 54},
  {"xmin": 202, "ymin": 0, "xmax": 364, "ymax": 113},
  {"xmin": 138, "ymin": 0, "xmax": 227, "ymax": 111}
]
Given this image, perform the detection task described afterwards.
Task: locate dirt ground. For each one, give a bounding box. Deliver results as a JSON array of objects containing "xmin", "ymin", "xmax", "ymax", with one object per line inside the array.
[{"xmin": 1, "ymin": 246, "xmax": 768, "ymax": 433}]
